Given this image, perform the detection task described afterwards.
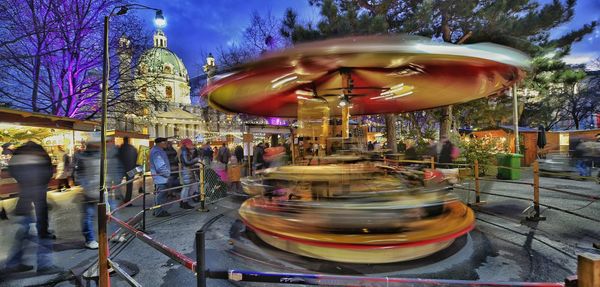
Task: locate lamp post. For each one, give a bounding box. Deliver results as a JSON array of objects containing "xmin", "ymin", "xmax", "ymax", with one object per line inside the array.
[{"xmin": 99, "ymin": 5, "xmax": 164, "ymax": 287}]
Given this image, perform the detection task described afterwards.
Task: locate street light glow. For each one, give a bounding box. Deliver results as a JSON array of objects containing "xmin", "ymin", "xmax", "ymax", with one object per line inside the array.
[{"xmin": 154, "ymin": 10, "xmax": 166, "ymax": 28}]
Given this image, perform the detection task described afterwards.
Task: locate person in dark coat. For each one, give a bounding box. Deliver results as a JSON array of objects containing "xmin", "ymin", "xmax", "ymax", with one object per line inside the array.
[
  {"xmin": 164, "ymin": 141, "xmax": 180, "ymax": 197},
  {"xmin": 253, "ymin": 142, "xmax": 266, "ymax": 171},
  {"xmin": 179, "ymin": 139, "xmax": 200, "ymax": 209},
  {"xmin": 218, "ymin": 143, "xmax": 231, "ymax": 167},
  {"xmin": 438, "ymin": 138, "xmax": 455, "ymax": 168},
  {"xmin": 234, "ymin": 145, "xmax": 244, "ymax": 163},
  {"xmin": 4, "ymin": 141, "xmax": 62, "ymax": 274},
  {"xmin": 118, "ymin": 137, "xmax": 138, "ymax": 204}
]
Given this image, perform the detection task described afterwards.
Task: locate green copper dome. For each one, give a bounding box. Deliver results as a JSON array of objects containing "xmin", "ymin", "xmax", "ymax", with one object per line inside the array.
[{"xmin": 137, "ymin": 30, "xmax": 189, "ymax": 80}]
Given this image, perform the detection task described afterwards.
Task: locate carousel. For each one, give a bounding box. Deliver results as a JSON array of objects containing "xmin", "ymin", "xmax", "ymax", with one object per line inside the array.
[{"xmin": 201, "ymin": 35, "xmax": 530, "ymax": 263}]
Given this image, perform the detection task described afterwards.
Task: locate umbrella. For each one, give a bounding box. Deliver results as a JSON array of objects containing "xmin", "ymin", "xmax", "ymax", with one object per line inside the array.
[
  {"xmin": 201, "ymin": 35, "xmax": 531, "ymax": 117},
  {"xmin": 537, "ymin": 125, "xmax": 547, "ymax": 149}
]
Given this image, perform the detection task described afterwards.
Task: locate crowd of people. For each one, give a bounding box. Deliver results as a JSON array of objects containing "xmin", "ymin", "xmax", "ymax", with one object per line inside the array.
[{"xmin": 0, "ymin": 135, "xmax": 251, "ymax": 276}]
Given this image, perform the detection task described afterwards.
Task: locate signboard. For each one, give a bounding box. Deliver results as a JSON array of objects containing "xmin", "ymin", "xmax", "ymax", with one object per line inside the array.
[{"xmin": 243, "ymin": 142, "xmax": 254, "ymax": 156}]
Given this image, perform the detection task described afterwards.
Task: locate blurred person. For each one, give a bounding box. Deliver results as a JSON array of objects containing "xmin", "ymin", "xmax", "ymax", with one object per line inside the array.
[
  {"xmin": 264, "ymin": 146, "xmax": 286, "ymax": 168},
  {"xmin": 55, "ymin": 145, "xmax": 72, "ymax": 192},
  {"xmin": 234, "ymin": 144, "xmax": 244, "ymax": 163},
  {"xmin": 150, "ymin": 138, "xmax": 171, "ymax": 217},
  {"xmin": 574, "ymin": 139, "xmax": 593, "ymax": 177},
  {"xmin": 3, "ymin": 141, "xmax": 62, "ymax": 274},
  {"xmin": 311, "ymin": 142, "xmax": 318, "ymax": 156},
  {"xmin": 404, "ymin": 139, "xmax": 418, "ymax": 161},
  {"xmin": 427, "ymin": 138, "xmax": 439, "ymax": 162},
  {"xmin": 2, "ymin": 142, "xmax": 15, "ymax": 155},
  {"xmin": 218, "ymin": 143, "xmax": 231, "ymax": 167},
  {"xmin": 213, "ymin": 146, "xmax": 219, "ymax": 161},
  {"xmin": 253, "ymin": 142, "xmax": 266, "ymax": 171},
  {"xmin": 202, "ymin": 143, "xmax": 213, "ymax": 166},
  {"xmin": 596, "ymin": 133, "xmax": 600, "ymax": 179},
  {"xmin": 117, "ymin": 137, "xmax": 138, "ymax": 205},
  {"xmin": 164, "ymin": 141, "xmax": 180, "ymax": 199},
  {"xmin": 438, "ymin": 138, "xmax": 458, "ymax": 168},
  {"xmin": 75, "ymin": 137, "xmax": 123, "ymax": 249},
  {"xmin": 179, "ymin": 139, "xmax": 200, "ymax": 209},
  {"xmin": 367, "ymin": 141, "xmax": 374, "ymax": 151}
]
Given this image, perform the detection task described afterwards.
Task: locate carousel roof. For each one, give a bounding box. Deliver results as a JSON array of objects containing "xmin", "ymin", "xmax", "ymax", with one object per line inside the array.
[{"xmin": 201, "ymin": 35, "xmax": 531, "ymax": 118}]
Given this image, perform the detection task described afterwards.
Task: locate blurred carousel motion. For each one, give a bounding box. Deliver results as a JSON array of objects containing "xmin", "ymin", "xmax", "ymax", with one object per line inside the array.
[
  {"xmin": 239, "ymin": 163, "xmax": 474, "ymax": 263},
  {"xmin": 201, "ymin": 35, "xmax": 530, "ymax": 263}
]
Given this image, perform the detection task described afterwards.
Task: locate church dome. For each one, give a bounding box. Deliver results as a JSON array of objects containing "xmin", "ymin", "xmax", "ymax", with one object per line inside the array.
[{"xmin": 137, "ymin": 30, "xmax": 189, "ymax": 81}]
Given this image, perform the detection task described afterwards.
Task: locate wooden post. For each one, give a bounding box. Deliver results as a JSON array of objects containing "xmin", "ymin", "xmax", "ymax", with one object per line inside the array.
[
  {"xmin": 474, "ymin": 159, "xmax": 481, "ymax": 204},
  {"xmin": 533, "ymin": 160, "xmax": 540, "ymax": 216},
  {"xmin": 98, "ymin": 202, "xmax": 110, "ymax": 287},
  {"xmin": 430, "ymin": 157, "xmax": 435, "ymax": 169},
  {"xmin": 578, "ymin": 253, "xmax": 600, "ymax": 287},
  {"xmin": 527, "ymin": 160, "xmax": 545, "ymax": 221}
]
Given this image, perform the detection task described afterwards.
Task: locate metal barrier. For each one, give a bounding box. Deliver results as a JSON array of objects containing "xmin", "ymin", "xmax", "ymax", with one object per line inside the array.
[{"xmin": 91, "ymin": 158, "xmax": 600, "ymax": 287}]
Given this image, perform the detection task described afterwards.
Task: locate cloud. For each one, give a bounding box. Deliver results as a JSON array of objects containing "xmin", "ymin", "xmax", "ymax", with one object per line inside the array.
[{"xmin": 563, "ymin": 52, "xmax": 599, "ymax": 68}]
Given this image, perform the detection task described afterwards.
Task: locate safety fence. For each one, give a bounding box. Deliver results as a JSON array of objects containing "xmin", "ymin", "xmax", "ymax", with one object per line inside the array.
[{"xmin": 91, "ymin": 158, "xmax": 600, "ymax": 287}]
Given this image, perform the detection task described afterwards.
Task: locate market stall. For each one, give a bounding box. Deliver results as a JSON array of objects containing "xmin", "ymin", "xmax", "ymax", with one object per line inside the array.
[{"xmin": 0, "ymin": 108, "xmax": 98, "ymax": 196}]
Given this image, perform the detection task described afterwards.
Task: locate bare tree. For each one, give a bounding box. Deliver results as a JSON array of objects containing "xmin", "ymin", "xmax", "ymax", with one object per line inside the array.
[{"xmin": 0, "ymin": 0, "xmax": 164, "ymax": 122}]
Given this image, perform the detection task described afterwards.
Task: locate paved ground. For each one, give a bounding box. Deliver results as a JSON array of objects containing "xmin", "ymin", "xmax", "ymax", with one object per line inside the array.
[{"xmin": 0, "ymin": 170, "xmax": 598, "ymax": 286}]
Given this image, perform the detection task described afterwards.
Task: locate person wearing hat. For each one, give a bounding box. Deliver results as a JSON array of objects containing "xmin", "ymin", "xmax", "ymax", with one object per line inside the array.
[
  {"xmin": 150, "ymin": 137, "xmax": 171, "ymax": 217},
  {"xmin": 179, "ymin": 138, "xmax": 200, "ymax": 209}
]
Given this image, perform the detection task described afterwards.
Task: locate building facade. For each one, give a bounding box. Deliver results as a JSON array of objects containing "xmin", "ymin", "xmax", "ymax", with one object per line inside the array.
[{"xmin": 133, "ymin": 29, "xmax": 206, "ymax": 140}]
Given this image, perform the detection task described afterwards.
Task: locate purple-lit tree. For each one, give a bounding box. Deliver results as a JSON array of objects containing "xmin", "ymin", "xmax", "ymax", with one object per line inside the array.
[{"xmin": 0, "ymin": 0, "xmax": 164, "ymax": 120}]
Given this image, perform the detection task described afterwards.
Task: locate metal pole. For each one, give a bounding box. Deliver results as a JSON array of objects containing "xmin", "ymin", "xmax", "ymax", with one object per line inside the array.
[
  {"xmin": 98, "ymin": 15, "xmax": 111, "ymax": 287},
  {"xmin": 195, "ymin": 229, "xmax": 206, "ymax": 287},
  {"xmin": 199, "ymin": 164, "xmax": 208, "ymax": 212},
  {"xmin": 512, "ymin": 85, "xmax": 519, "ymax": 154},
  {"xmin": 474, "ymin": 159, "xmax": 480, "ymax": 204},
  {"xmin": 142, "ymin": 174, "xmax": 146, "ymax": 231}
]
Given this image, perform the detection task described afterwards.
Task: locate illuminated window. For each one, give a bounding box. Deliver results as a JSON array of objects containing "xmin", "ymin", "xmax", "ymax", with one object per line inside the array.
[
  {"xmin": 164, "ymin": 65, "xmax": 172, "ymax": 74},
  {"xmin": 165, "ymin": 86, "xmax": 173, "ymax": 99}
]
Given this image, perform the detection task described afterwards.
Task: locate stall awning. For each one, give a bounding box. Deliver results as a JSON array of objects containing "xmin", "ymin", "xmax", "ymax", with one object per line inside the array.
[{"xmin": 0, "ymin": 108, "xmax": 98, "ymax": 131}]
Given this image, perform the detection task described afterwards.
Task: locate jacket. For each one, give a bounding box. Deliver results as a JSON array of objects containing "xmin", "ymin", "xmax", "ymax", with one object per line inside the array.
[
  {"xmin": 179, "ymin": 148, "xmax": 199, "ymax": 184},
  {"xmin": 118, "ymin": 143, "xmax": 138, "ymax": 173},
  {"xmin": 150, "ymin": 146, "xmax": 170, "ymax": 185},
  {"xmin": 218, "ymin": 146, "xmax": 230, "ymax": 164},
  {"xmin": 75, "ymin": 148, "xmax": 123, "ymax": 201},
  {"xmin": 8, "ymin": 141, "xmax": 52, "ymax": 215}
]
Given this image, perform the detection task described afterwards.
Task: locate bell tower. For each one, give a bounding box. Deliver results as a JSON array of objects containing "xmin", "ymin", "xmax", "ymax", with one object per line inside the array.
[{"xmin": 153, "ymin": 30, "xmax": 167, "ymax": 48}]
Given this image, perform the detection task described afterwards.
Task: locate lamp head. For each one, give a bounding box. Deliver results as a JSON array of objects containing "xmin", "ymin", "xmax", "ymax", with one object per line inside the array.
[
  {"xmin": 154, "ymin": 10, "xmax": 166, "ymax": 28},
  {"xmin": 116, "ymin": 6, "xmax": 128, "ymax": 15}
]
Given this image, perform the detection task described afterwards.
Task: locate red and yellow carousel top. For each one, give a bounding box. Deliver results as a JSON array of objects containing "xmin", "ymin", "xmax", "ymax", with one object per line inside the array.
[{"xmin": 201, "ymin": 35, "xmax": 531, "ymax": 117}]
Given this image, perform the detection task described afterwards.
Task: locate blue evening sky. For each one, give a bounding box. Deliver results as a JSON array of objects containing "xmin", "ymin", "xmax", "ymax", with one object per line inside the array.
[{"xmin": 135, "ymin": 0, "xmax": 599, "ymax": 77}]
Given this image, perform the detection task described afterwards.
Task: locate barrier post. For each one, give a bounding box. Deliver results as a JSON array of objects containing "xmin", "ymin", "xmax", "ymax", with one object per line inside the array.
[
  {"xmin": 142, "ymin": 174, "xmax": 147, "ymax": 232},
  {"xmin": 578, "ymin": 253, "xmax": 600, "ymax": 287},
  {"xmin": 196, "ymin": 229, "xmax": 207, "ymax": 287},
  {"xmin": 474, "ymin": 159, "xmax": 481, "ymax": 204},
  {"xmin": 198, "ymin": 164, "xmax": 208, "ymax": 212},
  {"xmin": 98, "ymin": 202, "xmax": 110, "ymax": 287},
  {"xmin": 430, "ymin": 157, "xmax": 435, "ymax": 169},
  {"xmin": 527, "ymin": 161, "xmax": 546, "ymax": 221}
]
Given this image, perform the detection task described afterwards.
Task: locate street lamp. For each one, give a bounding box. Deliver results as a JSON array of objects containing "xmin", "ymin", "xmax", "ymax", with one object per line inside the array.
[{"xmin": 98, "ymin": 4, "xmax": 164, "ymax": 286}]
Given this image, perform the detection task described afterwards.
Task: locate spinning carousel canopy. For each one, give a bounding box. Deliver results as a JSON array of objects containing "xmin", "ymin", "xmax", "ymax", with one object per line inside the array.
[{"xmin": 201, "ymin": 35, "xmax": 531, "ymax": 117}]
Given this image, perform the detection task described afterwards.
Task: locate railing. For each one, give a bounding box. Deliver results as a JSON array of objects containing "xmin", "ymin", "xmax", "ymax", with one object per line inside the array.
[{"xmin": 91, "ymin": 158, "xmax": 599, "ymax": 287}]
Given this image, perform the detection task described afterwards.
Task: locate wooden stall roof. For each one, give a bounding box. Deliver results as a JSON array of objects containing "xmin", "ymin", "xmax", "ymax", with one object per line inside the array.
[
  {"xmin": 107, "ymin": 130, "xmax": 149, "ymax": 139},
  {"xmin": 0, "ymin": 108, "xmax": 98, "ymax": 131}
]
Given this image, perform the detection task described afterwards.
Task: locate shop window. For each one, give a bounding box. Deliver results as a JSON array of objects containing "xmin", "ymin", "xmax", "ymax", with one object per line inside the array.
[{"xmin": 165, "ymin": 86, "xmax": 173, "ymax": 99}]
